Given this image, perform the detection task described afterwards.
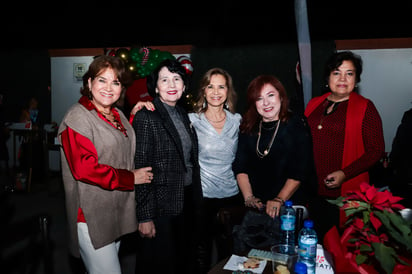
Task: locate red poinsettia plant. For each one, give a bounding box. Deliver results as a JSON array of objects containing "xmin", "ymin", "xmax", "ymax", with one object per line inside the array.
[{"xmin": 325, "ymin": 182, "xmax": 412, "ymax": 274}]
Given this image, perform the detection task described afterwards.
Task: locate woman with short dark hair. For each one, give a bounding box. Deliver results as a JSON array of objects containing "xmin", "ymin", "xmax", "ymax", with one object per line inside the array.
[
  {"xmin": 132, "ymin": 59, "xmax": 203, "ymax": 274},
  {"xmin": 304, "ymin": 50, "xmax": 385, "ymax": 242}
]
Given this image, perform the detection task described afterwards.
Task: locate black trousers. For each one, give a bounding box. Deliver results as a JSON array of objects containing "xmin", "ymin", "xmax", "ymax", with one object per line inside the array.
[
  {"xmin": 135, "ymin": 186, "xmax": 198, "ymax": 274},
  {"xmin": 197, "ymin": 193, "xmax": 243, "ymax": 273}
]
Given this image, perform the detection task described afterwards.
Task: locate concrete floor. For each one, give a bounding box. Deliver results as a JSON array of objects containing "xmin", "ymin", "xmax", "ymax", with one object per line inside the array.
[{"xmin": 1, "ymin": 171, "xmax": 137, "ymax": 274}]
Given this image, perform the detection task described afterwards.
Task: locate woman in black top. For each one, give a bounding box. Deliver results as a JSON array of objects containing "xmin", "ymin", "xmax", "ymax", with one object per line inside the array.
[{"xmin": 233, "ymin": 75, "xmax": 314, "ymax": 218}]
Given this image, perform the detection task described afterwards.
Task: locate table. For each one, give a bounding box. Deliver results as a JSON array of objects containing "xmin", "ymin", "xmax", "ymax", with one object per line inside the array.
[
  {"xmin": 8, "ymin": 123, "xmax": 58, "ymax": 192},
  {"xmin": 10, "ymin": 127, "xmax": 37, "ymax": 191}
]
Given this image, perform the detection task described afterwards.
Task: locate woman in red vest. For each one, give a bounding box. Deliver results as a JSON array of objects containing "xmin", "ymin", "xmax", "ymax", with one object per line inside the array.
[{"xmin": 304, "ymin": 51, "xmax": 384, "ymax": 243}]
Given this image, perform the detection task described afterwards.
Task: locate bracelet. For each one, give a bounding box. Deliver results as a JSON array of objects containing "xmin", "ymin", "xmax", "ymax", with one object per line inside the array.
[
  {"xmin": 272, "ymin": 197, "xmax": 285, "ymax": 205},
  {"xmin": 244, "ymin": 195, "xmax": 255, "ymax": 205}
]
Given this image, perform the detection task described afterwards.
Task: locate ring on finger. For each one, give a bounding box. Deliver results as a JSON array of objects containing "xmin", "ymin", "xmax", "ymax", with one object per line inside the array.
[{"xmin": 273, "ymin": 207, "xmax": 277, "ymax": 210}]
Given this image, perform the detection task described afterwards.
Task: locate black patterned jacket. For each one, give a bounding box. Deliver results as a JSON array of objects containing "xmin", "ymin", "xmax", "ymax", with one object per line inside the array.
[{"xmin": 132, "ymin": 97, "xmax": 202, "ymax": 222}]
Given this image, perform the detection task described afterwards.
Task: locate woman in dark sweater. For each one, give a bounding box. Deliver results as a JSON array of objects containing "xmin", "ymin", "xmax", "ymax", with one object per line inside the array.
[
  {"xmin": 233, "ymin": 75, "xmax": 314, "ymax": 228},
  {"xmin": 304, "ymin": 51, "xmax": 384, "ymax": 243}
]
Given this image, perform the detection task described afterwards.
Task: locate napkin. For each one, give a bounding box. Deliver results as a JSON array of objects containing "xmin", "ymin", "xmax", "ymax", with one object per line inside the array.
[{"xmin": 223, "ymin": 255, "xmax": 267, "ymax": 273}]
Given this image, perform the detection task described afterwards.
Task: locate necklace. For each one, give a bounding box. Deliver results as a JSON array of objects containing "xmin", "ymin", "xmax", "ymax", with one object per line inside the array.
[
  {"xmin": 205, "ymin": 112, "xmax": 226, "ymax": 124},
  {"xmin": 101, "ymin": 110, "xmax": 111, "ymax": 116},
  {"xmin": 256, "ymin": 119, "xmax": 280, "ymax": 158},
  {"xmin": 317, "ymin": 100, "xmax": 340, "ymax": 130},
  {"xmin": 99, "ymin": 110, "xmax": 128, "ymax": 137}
]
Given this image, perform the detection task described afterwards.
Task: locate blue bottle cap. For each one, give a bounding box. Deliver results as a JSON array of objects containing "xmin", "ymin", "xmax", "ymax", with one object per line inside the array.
[
  {"xmin": 303, "ymin": 219, "xmax": 314, "ymax": 228},
  {"xmin": 285, "ymin": 200, "xmax": 293, "ymax": 207},
  {"xmin": 294, "ymin": 261, "xmax": 308, "ymax": 273}
]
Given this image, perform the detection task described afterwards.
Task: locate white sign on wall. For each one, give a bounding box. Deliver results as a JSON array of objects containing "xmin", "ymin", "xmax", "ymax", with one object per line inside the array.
[{"xmin": 73, "ymin": 63, "xmax": 87, "ymax": 82}]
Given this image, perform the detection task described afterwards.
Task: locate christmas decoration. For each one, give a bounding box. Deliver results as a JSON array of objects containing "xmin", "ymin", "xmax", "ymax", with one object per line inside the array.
[
  {"xmin": 324, "ymin": 182, "xmax": 412, "ymax": 273},
  {"xmin": 177, "ymin": 55, "xmax": 194, "ymax": 75},
  {"xmin": 103, "ymin": 47, "xmax": 196, "ymax": 111}
]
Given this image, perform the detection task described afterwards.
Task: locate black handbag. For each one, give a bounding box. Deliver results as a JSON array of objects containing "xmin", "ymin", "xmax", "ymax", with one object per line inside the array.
[{"xmin": 232, "ymin": 209, "xmax": 280, "ymax": 253}]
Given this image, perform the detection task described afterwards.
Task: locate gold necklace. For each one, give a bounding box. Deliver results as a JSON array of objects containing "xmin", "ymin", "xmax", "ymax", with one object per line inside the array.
[
  {"xmin": 317, "ymin": 115, "xmax": 327, "ymax": 130},
  {"xmin": 256, "ymin": 120, "xmax": 280, "ymax": 158},
  {"xmin": 317, "ymin": 100, "xmax": 339, "ymax": 130}
]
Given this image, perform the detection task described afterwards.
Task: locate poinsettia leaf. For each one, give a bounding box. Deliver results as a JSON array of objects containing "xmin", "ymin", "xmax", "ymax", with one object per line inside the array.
[
  {"xmin": 374, "ymin": 210, "xmax": 391, "ymax": 228},
  {"xmin": 359, "ymin": 244, "xmax": 373, "ymax": 252},
  {"xmin": 344, "ymin": 193, "xmax": 361, "ymax": 201},
  {"xmin": 353, "ymin": 217, "xmax": 365, "ymax": 229},
  {"xmin": 343, "ymin": 216, "xmax": 356, "ymax": 227},
  {"xmin": 385, "ymin": 210, "xmax": 412, "ymax": 235},
  {"xmin": 374, "ymin": 211, "xmax": 412, "ymax": 253},
  {"xmin": 342, "ymin": 225, "xmax": 356, "ymax": 242},
  {"xmin": 327, "ymin": 197, "xmax": 344, "ymax": 207},
  {"xmin": 397, "ymin": 256, "xmax": 410, "ymax": 266},
  {"xmin": 384, "ymin": 211, "xmax": 412, "ymax": 252},
  {"xmin": 373, "ymin": 190, "xmax": 389, "ymax": 205},
  {"xmin": 370, "ymin": 212, "xmax": 382, "ymax": 231},
  {"xmin": 356, "ymin": 201, "xmax": 370, "ymax": 208},
  {"xmin": 388, "ymin": 194, "xmax": 404, "ymax": 204},
  {"xmin": 372, "ymin": 242, "xmax": 396, "ymax": 274},
  {"xmin": 365, "ymin": 185, "xmax": 378, "ymax": 201},
  {"xmin": 359, "ymin": 182, "xmax": 370, "ymax": 192},
  {"xmin": 344, "ymin": 202, "xmax": 369, "ymax": 217},
  {"xmin": 362, "ymin": 210, "xmax": 370, "ymax": 225},
  {"xmin": 392, "ymin": 203, "xmax": 406, "ymax": 211},
  {"xmin": 356, "ymin": 253, "xmax": 368, "ymax": 265},
  {"xmin": 345, "ymin": 207, "xmax": 365, "ymax": 217}
]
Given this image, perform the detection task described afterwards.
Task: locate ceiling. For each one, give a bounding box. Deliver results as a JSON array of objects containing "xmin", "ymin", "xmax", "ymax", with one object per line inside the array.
[{"xmin": 2, "ymin": 2, "xmax": 412, "ymax": 50}]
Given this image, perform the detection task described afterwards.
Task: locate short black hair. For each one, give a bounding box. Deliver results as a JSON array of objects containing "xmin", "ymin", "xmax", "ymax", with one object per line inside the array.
[
  {"xmin": 324, "ymin": 51, "xmax": 363, "ymax": 84},
  {"xmin": 146, "ymin": 59, "xmax": 189, "ymax": 98}
]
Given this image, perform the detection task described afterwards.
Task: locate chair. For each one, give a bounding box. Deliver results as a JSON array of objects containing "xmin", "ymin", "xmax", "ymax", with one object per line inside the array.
[
  {"xmin": 293, "ymin": 205, "xmax": 309, "ymax": 244},
  {"xmin": 293, "ymin": 205, "xmax": 309, "ymax": 220}
]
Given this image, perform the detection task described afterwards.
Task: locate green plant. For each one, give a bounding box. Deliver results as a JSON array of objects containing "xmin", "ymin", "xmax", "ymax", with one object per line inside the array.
[{"xmin": 328, "ymin": 182, "xmax": 412, "ymax": 273}]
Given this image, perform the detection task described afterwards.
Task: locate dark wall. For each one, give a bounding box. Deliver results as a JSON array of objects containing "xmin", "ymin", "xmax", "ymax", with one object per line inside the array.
[
  {"xmin": 0, "ymin": 41, "xmax": 334, "ymax": 124},
  {"xmin": 189, "ymin": 40, "xmax": 335, "ymax": 115},
  {"xmin": 310, "ymin": 40, "xmax": 337, "ymax": 97},
  {"xmin": 0, "ymin": 49, "xmax": 51, "ymax": 124}
]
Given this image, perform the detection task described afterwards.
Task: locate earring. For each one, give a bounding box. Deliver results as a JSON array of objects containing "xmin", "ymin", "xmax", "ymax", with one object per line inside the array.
[
  {"xmin": 225, "ymin": 102, "xmax": 229, "ymax": 109},
  {"xmin": 202, "ymin": 101, "xmax": 206, "ymax": 108}
]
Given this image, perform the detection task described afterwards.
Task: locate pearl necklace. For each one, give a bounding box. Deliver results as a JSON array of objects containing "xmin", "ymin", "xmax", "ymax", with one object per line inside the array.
[{"xmin": 256, "ymin": 120, "xmax": 280, "ymax": 158}]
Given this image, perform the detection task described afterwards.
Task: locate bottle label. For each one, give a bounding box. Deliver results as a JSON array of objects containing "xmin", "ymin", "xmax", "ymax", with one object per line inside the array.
[
  {"xmin": 298, "ymin": 238, "xmax": 317, "ymax": 258},
  {"xmin": 280, "ymin": 215, "xmax": 296, "ymax": 231}
]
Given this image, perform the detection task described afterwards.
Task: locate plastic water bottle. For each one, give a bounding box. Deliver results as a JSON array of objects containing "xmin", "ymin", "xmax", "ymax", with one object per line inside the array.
[
  {"xmin": 297, "ymin": 219, "xmax": 318, "ymax": 274},
  {"xmin": 294, "ymin": 261, "xmax": 308, "ymax": 274},
  {"xmin": 280, "ymin": 200, "xmax": 296, "ymax": 254}
]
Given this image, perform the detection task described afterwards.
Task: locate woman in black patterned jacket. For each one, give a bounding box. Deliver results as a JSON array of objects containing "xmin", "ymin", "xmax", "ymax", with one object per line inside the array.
[{"xmin": 132, "ymin": 59, "xmax": 203, "ymax": 274}]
